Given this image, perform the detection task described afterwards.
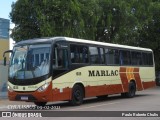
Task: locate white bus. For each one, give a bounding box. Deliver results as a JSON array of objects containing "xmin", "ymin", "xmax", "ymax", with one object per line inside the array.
[{"xmin": 3, "ymin": 37, "xmax": 155, "ymax": 106}]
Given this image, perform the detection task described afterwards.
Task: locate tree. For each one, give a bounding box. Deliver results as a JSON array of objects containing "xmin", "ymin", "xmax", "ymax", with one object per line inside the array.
[
  {"xmin": 10, "ymin": 0, "xmax": 41, "ymax": 42},
  {"xmin": 10, "ymin": 0, "xmax": 160, "ymax": 70},
  {"xmin": 138, "ymin": 1, "xmax": 160, "ymax": 71},
  {"xmin": 10, "ymin": 0, "xmax": 96, "ymax": 41},
  {"xmin": 78, "ymin": 0, "xmax": 100, "ymax": 40},
  {"xmin": 35, "ymin": 0, "xmax": 84, "ymax": 37},
  {"xmin": 96, "ymin": 0, "xmax": 153, "ymax": 46}
]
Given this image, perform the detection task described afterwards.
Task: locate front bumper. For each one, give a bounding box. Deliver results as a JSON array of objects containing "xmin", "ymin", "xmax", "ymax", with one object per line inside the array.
[{"xmin": 8, "ymin": 82, "xmax": 52, "ymax": 102}]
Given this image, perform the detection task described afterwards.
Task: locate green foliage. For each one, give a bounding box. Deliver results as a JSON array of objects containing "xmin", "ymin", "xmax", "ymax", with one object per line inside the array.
[
  {"xmin": 138, "ymin": 1, "xmax": 160, "ymax": 71},
  {"xmin": 10, "ymin": 0, "xmax": 160, "ymax": 70},
  {"xmin": 10, "ymin": 0, "xmax": 41, "ymax": 42}
]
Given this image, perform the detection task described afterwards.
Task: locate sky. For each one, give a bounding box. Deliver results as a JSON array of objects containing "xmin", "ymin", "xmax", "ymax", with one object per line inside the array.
[
  {"xmin": 0, "ymin": 0, "xmax": 17, "ymax": 20},
  {"xmin": 0, "ymin": 0, "xmax": 17, "ymax": 49}
]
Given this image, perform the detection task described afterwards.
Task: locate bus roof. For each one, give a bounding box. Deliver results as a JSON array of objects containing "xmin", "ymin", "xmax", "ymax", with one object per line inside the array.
[
  {"xmin": 15, "ymin": 37, "xmax": 152, "ymax": 52},
  {"xmin": 64, "ymin": 37, "xmax": 152, "ymax": 52}
]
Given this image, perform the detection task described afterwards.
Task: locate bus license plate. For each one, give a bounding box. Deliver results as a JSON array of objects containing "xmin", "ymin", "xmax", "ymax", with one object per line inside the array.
[{"xmin": 21, "ymin": 96, "xmax": 28, "ymax": 100}]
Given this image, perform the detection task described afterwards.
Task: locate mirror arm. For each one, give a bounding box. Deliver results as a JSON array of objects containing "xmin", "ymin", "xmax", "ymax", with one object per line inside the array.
[{"xmin": 3, "ymin": 50, "xmax": 13, "ymax": 57}]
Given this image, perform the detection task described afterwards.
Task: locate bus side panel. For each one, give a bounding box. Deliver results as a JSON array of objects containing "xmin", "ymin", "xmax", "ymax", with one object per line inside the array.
[
  {"xmin": 52, "ymin": 66, "xmax": 124, "ymax": 100},
  {"xmin": 139, "ymin": 67, "xmax": 156, "ymax": 90},
  {"xmin": 51, "ymin": 84, "xmax": 124, "ymax": 101},
  {"xmin": 134, "ymin": 73, "xmax": 144, "ymax": 91},
  {"xmin": 85, "ymin": 84, "xmax": 123, "ymax": 98},
  {"xmin": 133, "ymin": 68, "xmax": 144, "ymax": 91},
  {"xmin": 52, "ymin": 87, "xmax": 71, "ymax": 101},
  {"xmin": 51, "ymin": 66, "xmax": 155, "ymax": 101},
  {"xmin": 119, "ymin": 67, "xmax": 129, "ymax": 92},
  {"xmin": 142, "ymin": 81, "xmax": 156, "ymax": 89}
]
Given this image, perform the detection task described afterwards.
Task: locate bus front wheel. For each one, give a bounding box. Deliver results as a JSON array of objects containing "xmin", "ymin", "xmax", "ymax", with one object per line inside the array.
[
  {"xmin": 34, "ymin": 102, "xmax": 47, "ymax": 106},
  {"xmin": 69, "ymin": 85, "xmax": 84, "ymax": 106}
]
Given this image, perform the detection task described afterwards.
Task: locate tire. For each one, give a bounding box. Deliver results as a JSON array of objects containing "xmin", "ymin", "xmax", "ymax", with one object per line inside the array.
[
  {"xmin": 121, "ymin": 82, "xmax": 136, "ymax": 98},
  {"xmin": 69, "ymin": 85, "xmax": 84, "ymax": 106},
  {"xmin": 34, "ymin": 102, "xmax": 47, "ymax": 106}
]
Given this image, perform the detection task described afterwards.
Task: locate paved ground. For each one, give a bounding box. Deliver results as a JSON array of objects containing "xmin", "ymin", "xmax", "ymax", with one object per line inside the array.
[{"xmin": 0, "ymin": 86, "xmax": 160, "ymax": 120}]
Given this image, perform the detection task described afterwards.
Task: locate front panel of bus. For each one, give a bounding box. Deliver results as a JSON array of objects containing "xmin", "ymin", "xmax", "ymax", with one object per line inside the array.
[{"xmin": 8, "ymin": 43, "xmax": 53, "ymax": 102}]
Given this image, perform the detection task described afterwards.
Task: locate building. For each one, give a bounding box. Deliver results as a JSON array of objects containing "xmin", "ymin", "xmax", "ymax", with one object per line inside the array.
[{"xmin": 0, "ymin": 18, "xmax": 10, "ymax": 98}]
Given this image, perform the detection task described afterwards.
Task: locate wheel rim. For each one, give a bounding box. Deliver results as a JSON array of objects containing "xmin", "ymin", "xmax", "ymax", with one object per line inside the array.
[{"xmin": 74, "ymin": 89, "xmax": 82, "ymax": 102}]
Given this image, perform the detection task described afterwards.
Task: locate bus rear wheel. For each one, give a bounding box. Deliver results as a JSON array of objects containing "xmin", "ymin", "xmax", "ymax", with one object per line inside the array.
[
  {"xmin": 34, "ymin": 102, "xmax": 47, "ymax": 106},
  {"xmin": 121, "ymin": 82, "xmax": 136, "ymax": 98},
  {"xmin": 69, "ymin": 85, "xmax": 84, "ymax": 106}
]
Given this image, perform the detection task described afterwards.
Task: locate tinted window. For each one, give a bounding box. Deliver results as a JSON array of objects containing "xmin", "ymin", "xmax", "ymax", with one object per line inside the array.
[
  {"xmin": 105, "ymin": 49, "xmax": 119, "ymax": 65},
  {"xmin": 99, "ymin": 48, "xmax": 105, "ymax": 64},
  {"xmin": 131, "ymin": 51, "xmax": 142, "ymax": 65},
  {"xmin": 79, "ymin": 46, "xmax": 88, "ymax": 63},
  {"xmin": 148, "ymin": 53, "xmax": 153, "ymax": 65},
  {"xmin": 57, "ymin": 49, "xmax": 68, "ymax": 68},
  {"xmin": 120, "ymin": 50, "xmax": 131, "ymax": 65},
  {"xmin": 142, "ymin": 52, "xmax": 153, "ymax": 65},
  {"xmin": 89, "ymin": 47, "xmax": 99, "ymax": 64},
  {"xmin": 70, "ymin": 45, "xmax": 88, "ymax": 63},
  {"xmin": 142, "ymin": 53, "xmax": 148, "ymax": 65}
]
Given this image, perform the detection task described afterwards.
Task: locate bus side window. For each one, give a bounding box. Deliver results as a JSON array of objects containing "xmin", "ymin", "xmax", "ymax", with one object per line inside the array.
[
  {"xmin": 131, "ymin": 51, "xmax": 142, "ymax": 65},
  {"xmin": 99, "ymin": 48, "xmax": 105, "ymax": 64},
  {"xmin": 120, "ymin": 50, "xmax": 131, "ymax": 65},
  {"xmin": 57, "ymin": 49, "xmax": 68, "ymax": 68},
  {"xmin": 53, "ymin": 48, "xmax": 68, "ymax": 69},
  {"xmin": 62, "ymin": 49, "xmax": 68, "ymax": 68},
  {"xmin": 70, "ymin": 44, "xmax": 88, "ymax": 64},
  {"xmin": 142, "ymin": 53, "xmax": 148, "ymax": 65},
  {"xmin": 148, "ymin": 53, "xmax": 153, "ymax": 65},
  {"xmin": 142, "ymin": 52, "xmax": 153, "ymax": 66},
  {"xmin": 70, "ymin": 45, "xmax": 79, "ymax": 63},
  {"xmin": 105, "ymin": 49, "xmax": 119, "ymax": 65},
  {"xmin": 79, "ymin": 46, "xmax": 88, "ymax": 63},
  {"xmin": 89, "ymin": 47, "xmax": 99, "ymax": 64}
]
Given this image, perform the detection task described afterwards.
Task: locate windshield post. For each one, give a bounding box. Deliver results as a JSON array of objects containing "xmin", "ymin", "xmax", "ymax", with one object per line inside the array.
[{"xmin": 55, "ymin": 48, "xmax": 58, "ymax": 68}]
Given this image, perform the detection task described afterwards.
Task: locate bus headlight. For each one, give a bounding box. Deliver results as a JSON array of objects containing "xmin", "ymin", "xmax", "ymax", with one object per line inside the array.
[
  {"xmin": 37, "ymin": 83, "xmax": 49, "ymax": 92},
  {"xmin": 8, "ymin": 85, "xmax": 13, "ymax": 92}
]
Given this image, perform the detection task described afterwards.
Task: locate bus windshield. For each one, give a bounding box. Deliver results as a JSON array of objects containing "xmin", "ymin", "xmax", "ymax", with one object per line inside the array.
[{"xmin": 9, "ymin": 44, "xmax": 51, "ymax": 79}]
